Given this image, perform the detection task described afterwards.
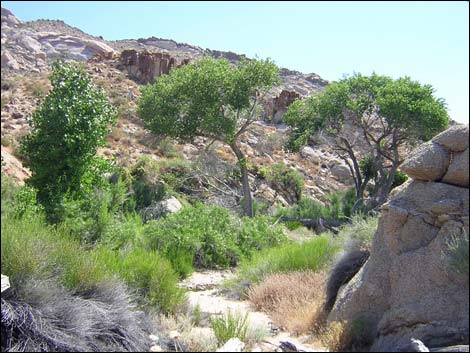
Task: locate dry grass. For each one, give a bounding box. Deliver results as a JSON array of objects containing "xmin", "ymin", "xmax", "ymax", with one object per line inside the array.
[
  {"xmin": 247, "ymin": 270, "xmax": 327, "ymax": 335},
  {"xmin": 154, "ymin": 313, "xmax": 218, "ymax": 352},
  {"xmin": 313, "ymin": 319, "xmax": 374, "ymax": 352}
]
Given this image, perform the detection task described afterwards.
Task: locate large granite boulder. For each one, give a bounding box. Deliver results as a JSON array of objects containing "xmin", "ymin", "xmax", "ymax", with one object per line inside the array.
[
  {"xmin": 400, "ymin": 124, "xmax": 469, "ymax": 187},
  {"xmin": 328, "ymin": 125, "xmax": 470, "ymax": 351}
]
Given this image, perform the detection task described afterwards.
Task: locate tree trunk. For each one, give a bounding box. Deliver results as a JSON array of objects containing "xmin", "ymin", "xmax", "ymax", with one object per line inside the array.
[{"xmin": 230, "ymin": 141, "xmax": 254, "ymax": 217}]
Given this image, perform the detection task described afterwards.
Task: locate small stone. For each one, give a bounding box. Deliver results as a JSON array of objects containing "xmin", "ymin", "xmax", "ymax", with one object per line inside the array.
[
  {"xmin": 169, "ymin": 330, "xmax": 180, "ymax": 340},
  {"xmin": 149, "ymin": 334, "xmax": 159, "ymax": 342},
  {"xmin": 149, "ymin": 345, "xmax": 163, "ymax": 352}
]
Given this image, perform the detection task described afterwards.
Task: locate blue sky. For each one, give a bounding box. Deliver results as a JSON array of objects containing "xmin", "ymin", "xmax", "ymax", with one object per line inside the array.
[{"xmin": 3, "ymin": 1, "xmax": 469, "ymax": 123}]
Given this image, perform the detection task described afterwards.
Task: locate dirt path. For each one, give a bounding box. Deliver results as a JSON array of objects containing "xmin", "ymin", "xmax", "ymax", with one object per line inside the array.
[{"xmin": 178, "ymin": 270, "xmax": 327, "ymax": 352}]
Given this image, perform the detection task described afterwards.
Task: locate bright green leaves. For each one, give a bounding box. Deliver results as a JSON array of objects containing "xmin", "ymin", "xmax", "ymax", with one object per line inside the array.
[
  {"xmin": 138, "ymin": 56, "xmax": 279, "ymax": 143},
  {"xmin": 285, "ymin": 72, "xmax": 449, "ymax": 150},
  {"xmin": 20, "ymin": 61, "xmax": 118, "ymax": 222},
  {"xmin": 376, "ymin": 77, "xmax": 448, "ymax": 141}
]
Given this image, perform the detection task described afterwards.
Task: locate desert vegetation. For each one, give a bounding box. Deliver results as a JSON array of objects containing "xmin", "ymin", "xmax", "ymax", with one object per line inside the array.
[{"xmin": 2, "ymin": 52, "xmax": 459, "ymax": 353}]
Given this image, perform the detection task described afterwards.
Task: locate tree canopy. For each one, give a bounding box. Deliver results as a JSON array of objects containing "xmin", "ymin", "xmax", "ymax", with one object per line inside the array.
[
  {"xmin": 21, "ymin": 61, "xmax": 117, "ymax": 221},
  {"xmin": 284, "ymin": 72, "xmax": 449, "ymax": 210},
  {"xmin": 138, "ymin": 56, "xmax": 280, "ymax": 216}
]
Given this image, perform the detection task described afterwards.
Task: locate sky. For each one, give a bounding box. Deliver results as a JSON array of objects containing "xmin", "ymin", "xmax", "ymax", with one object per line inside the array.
[{"xmin": 3, "ymin": 1, "xmax": 469, "ymax": 124}]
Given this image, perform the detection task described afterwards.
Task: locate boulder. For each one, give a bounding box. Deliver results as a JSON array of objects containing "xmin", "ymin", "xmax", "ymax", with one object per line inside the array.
[
  {"xmin": 216, "ymin": 338, "xmax": 245, "ymax": 352},
  {"xmin": 330, "ymin": 164, "xmax": 353, "ymax": 184},
  {"xmin": 433, "ymin": 125, "xmax": 469, "ymax": 152},
  {"xmin": 400, "ymin": 142, "xmax": 449, "ymax": 181},
  {"xmin": 141, "ymin": 196, "xmax": 182, "ymax": 222},
  {"xmin": 328, "ymin": 126, "xmax": 470, "ymax": 351},
  {"xmin": 1, "ymin": 50, "xmax": 19, "ymax": 70},
  {"xmin": 442, "ymin": 148, "xmax": 469, "ymax": 187},
  {"xmin": 300, "ymin": 146, "xmax": 321, "ymax": 164}
]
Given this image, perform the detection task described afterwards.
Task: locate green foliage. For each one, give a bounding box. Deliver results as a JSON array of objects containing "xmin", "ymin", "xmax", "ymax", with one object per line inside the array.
[
  {"xmin": 141, "ymin": 203, "xmax": 287, "ymax": 277},
  {"xmin": 391, "ymin": 170, "xmax": 408, "ymax": 189},
  {"xmin": 231, "ymin": 236, "xmax": 339, "ymax": 293},
  {"xmin": 285, "ymin": 72, "xmax": 449, "ymax": 208},
  {"xmin": 278, "ymin": 189, "xmax": 357, "ymax": 223},
  {"xmin": 210, "ymin": 310, "xmax": 249, "ymax": 345},
  {"xmin": 334, "ymin": 214, "xmax": 379, "ymax": 250},
  {"xmin": 141, "ymin": 203, "xmax": 241, "ymax": 277},
  {"xmin": 20, "ymin": 61, "xmax": 117, "ymax": 222},
  {"xmin": 445, "ymin": 230, "xmax": 469, "ymax": 280},
  {"xmin": 138, "ymin": 56, "xmax": 279, "ymax": 143},
  {"xmin": 259, "ymin": 162, "xmax": 304, "ymax": 202},
  {"xmin": 237, "ymin": 215, "xmax": 287, "ymax": 254},
  {"xmin": 1, "ymin": 193, "xmax": 185, "ymax": 314},
  {"xmin": 98, "ymin": 246, "xmax": 186, "ymax": 313},
  {"xmin": 138, "ymin": 56, "xmax": 280, "ymax": 217}
]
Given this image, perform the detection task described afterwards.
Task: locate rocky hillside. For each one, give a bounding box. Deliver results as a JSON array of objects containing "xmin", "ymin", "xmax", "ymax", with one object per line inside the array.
[{"xmin": 1, "ymin": 6, "xmax": 354, "ymax": 209}]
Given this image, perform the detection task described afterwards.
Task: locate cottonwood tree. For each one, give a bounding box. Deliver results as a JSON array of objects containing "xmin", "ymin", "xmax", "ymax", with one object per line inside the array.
[
  {"xmin": 21, "ymin": 61, "xmax": 117, "ymax": 222},
  {"xmin": 284, "ymin": 73, "xmax": 449, "ymax": 211},
  {"xmin": 138, "ymin": 56, "xmax": 280, "ymax": 217}
]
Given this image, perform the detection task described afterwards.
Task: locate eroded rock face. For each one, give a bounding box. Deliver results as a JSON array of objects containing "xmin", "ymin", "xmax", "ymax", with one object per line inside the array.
[
  {"xmin": 117, "ymin": 49, "xmax": 188, "ymax": 84},
  {"xmin": 328, "ymin": 125, "xmax": 470, "ymax": 351}
]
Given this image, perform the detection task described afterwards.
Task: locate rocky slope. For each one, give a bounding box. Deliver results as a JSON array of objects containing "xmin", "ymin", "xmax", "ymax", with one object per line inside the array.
[
  {"xmin": 328, "ymin": 125, "xmax": 469, "ymax": 351},
  {"xmin": 1, "ymin": 6, "xmax": 353, "ymax": 208}
]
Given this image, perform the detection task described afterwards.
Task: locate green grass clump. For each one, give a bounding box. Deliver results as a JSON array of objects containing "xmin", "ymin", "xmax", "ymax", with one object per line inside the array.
[
  {"xmin": 446, "ymin": 230, "xmax": 469, "ymax": 280},
  {"xmin": 335, "ymin": 214, "xmax": 378, "ymax": 250},
  {"xmin": 98, "ymin": 246, "xmax": 186, "ymax": 313},
  {"xmin": 210, "ymin": 310, "xmax": 249, "ymax": 345},
  {"xmin": 229, "ymin": 235, "xmax": 339, "ymax": 295}
]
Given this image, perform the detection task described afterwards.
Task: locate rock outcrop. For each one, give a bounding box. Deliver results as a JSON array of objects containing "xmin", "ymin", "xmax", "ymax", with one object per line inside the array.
[
  {"xmin": 117, "ymin": 49, "xmax": 188, "ymax": 84},
  {"xmin": 1, "ymin": 7, "xmax": 115, "ymax": 71},
  {"xmin": 328, "ymin": 125, "xmax": 469, "ymax": 351}
]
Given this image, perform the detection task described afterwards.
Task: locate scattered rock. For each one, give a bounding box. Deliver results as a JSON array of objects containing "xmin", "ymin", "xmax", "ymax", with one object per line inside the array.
[{"xmin": 216, "ymin": 337, "xmax": 245, "ymax": 352}]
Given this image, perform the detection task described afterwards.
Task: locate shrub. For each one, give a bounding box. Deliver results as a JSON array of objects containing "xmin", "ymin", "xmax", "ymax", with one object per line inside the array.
[
  {"xmin": 210, "ymin": 310, "xmax": 249, "ymax": 345},
  {"xmin": 141, "ymin": 204, "xmax": 287, "ymax": 277},
  {"xmin": 20, "ymin": 61, "xmax": 117, "ymax": 222},
  {"xmin": 229, "ymin": 235, "xmax": 339, "ymax": 296},
  {"xmin": 278, "ymin": 189, "xmax": 358, "ymax": 224},
  {"xmin": 1, "ymin": 280, "xmax": 152, "ymax": 352},
  {"xmin": 248, "ymin": 271, "xmax": 327, "ymax": 334},
  {"xmin": 142, "ymin": 203, "xmax": 241, "ymax": 277},
  {"xmin": 1, "ymin": 206, "xmax": 185, "ymax": 314},
  {"xmin": 446, "ymin": 230, "xmax": 469, "ymax": 280},
  {"xmin": 237, "ymin": 215, "xmax": 287, "ymax": 255},
  {"xmin": 319, "ymin": 319, "xmax": 374, "ymax": 352},
  {"xmin": 98, "ymin": 247, "xmax": 186, "ymax": 313},
  {"xmin": 259, "ymin": 162, "xmax": 304, "ymax": 203}
]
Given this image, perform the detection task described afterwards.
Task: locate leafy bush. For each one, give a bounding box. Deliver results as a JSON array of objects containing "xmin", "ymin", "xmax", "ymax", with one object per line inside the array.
[
  {"xmin": 142, "ymin": 203, "xmax": 241, "ymax": 277},
  {"xmin": 259, "ymin": 162, "xmax": 304, "ymax": 203},
  {"xmin": 20, "ymin": 61, "xmax": 117, "ymax": 222},
  {"xmin": 278, "ymin": 189, "xmax": 358, "ymax": 224},
  {"xmin": 210, "ymin": 310, "xmax": 249, "ymax": 345},
  {"xmin": 237, "ymin": 215, "xmax": 287, "ymax": 254},
  {"xmin": 141, "ymin": 203, "xmax": 287, "ymax": 277}
]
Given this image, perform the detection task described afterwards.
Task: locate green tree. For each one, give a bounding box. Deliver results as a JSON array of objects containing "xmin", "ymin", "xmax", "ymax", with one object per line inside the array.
[
  {"xmin": 138, "ymin": 56, "xmax": 280, "ymax": 217},
  {"xmin": 284, "ymin": 73, "xmax": 448, "ymax": 211},
  {"xmin": 21, "ymin": 61, "xmax": 117, "ymax": 222}
]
